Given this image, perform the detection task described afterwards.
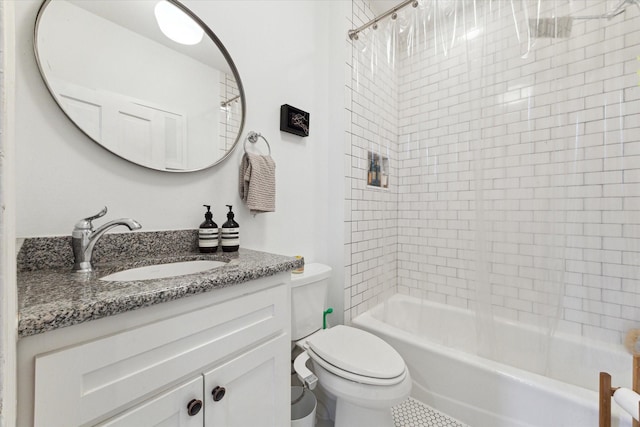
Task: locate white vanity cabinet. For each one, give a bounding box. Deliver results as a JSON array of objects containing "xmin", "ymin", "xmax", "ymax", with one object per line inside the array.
[
  {"xmin": 202, "ymin": 335, "xmax": 289, "ymax": 427},
  {"xmin": 97, "ymin": 377, "xmax": 205, "ymax": 427},
  {"xmin": 98, "ymin": 336, "xmax": 289, "ymax": 427},
  {"xmin": 17, "ymin": 273, "xmax": 291, "ymax": 427}
]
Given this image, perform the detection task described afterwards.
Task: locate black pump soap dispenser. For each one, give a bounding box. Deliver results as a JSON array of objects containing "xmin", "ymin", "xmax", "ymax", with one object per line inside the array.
[
  {"xmin": 221, "ymin": 205, "xmax": 239, "ymax": 252},
  {"xmin": 199, "ymin": 205, "xmax": 218, "ymax": 253}
]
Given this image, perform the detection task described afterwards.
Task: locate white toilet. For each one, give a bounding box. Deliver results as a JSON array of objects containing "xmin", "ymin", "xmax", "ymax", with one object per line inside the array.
[{"xmin": 291, "ymin": 263, "xmax": 411, "ymax": 427}]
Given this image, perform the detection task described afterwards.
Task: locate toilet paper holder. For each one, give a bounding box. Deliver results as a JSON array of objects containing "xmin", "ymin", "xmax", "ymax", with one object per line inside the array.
[{"xmin": 599, "ymin": 354, "xmax": 640, "ymax": 427}]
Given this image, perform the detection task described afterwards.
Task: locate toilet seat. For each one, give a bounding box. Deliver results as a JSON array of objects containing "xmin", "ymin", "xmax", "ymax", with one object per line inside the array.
[
  {"xmin": 304, "ymin": 325, "xmax": 407, "ymax": 386},
  {"xmin": 307, "ymin": 347, "xmax": 408, "ymax": 386}
]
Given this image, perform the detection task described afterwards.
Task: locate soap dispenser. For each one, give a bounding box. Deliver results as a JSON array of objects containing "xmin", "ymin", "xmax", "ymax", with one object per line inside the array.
[
  {"xmin": 199, "ymin": 205, "xmax": 218, "ymax": 253},
  {"xmin": 221, "ymin": 205, "xmax": 239, "ymax": 252}
]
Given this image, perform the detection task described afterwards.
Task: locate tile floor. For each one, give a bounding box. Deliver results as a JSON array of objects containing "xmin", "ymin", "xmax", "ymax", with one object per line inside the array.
[
  {"xmin": 392, "ymin": 398, "xmax": 468, "ymax": 427},
  {"xmin": 311, "ymin": 396, "xmax": 468, "ymax": 427}
]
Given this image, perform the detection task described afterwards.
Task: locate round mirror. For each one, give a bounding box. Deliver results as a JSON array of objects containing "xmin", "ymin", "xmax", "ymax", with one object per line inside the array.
[{"xmin": 33, "ymin": 0, "xmax": 245, "ymax": 172}]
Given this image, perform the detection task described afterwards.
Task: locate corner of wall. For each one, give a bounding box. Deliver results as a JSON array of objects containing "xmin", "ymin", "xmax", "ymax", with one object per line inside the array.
[{"xmin": 0, "ymin": 0, "xmax": 18, "ymax": 425}]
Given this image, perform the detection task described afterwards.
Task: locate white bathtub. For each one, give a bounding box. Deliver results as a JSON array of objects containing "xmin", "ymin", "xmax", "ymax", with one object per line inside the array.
[{"xmin": 352, "ymin": 294, "xmax": 634, "ymax": 427}]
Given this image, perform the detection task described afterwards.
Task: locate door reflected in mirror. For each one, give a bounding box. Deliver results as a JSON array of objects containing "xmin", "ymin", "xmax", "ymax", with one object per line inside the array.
[{"xmin": 34, "ymin": 0, "xmax": 245, "ymax": 172}]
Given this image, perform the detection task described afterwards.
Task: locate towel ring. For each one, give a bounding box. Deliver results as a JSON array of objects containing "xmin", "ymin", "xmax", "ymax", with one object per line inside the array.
[{"xmin": 244, "ymin": 131, "xmax": 271, "ymax": 155}]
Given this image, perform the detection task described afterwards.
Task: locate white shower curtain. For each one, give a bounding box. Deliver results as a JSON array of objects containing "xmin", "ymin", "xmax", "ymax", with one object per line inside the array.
[{"xmin": 351, "ymin": 0, "xmax": 640, "ymax": 374}]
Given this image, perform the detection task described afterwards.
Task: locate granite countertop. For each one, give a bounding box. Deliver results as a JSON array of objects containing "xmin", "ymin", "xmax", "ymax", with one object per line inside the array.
[{"xmin": 17, "ymin": 231, "xmax": 303, "ymax": 338}]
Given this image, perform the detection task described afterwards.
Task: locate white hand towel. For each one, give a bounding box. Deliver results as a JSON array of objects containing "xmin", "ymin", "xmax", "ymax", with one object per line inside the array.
[{"xmin": 239, "ymin": 152, "xmax": 276, "ymax": 214}]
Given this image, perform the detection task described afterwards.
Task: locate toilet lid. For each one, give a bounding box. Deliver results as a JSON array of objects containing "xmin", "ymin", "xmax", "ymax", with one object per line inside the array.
[{"xmin": 306, "ymin": 325, "xmax": 405, "ymax": 379}]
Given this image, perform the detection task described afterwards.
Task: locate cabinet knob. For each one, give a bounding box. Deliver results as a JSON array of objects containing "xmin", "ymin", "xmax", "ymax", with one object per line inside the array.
[
  {"xmin": 187, "ymin": 399, "xmax": 203, "ymax": 416},
  {"xmin": 212, "ymin": 386, "xmax": 226, "ymax": 402}
]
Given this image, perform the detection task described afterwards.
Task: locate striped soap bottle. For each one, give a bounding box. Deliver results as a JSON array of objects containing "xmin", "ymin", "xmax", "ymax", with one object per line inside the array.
[
  {"xmin": 221, "ymin": 205, "xmax": 239, "ymax": 252},
  {"xmin": 198, "ymin": 205, "xmax": 218, "ymax": 253}
]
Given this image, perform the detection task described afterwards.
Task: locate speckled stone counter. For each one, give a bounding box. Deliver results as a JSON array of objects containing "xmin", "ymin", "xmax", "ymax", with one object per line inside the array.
[{"xmin": 17, "ymin": 230, "xmax": 303, "ymax": 337}]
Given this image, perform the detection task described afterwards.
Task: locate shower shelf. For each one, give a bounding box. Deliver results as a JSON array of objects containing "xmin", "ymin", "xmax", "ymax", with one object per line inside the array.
[{"xmin": 366, "ymin": 151, "xmax": 389, "ymax": 190}]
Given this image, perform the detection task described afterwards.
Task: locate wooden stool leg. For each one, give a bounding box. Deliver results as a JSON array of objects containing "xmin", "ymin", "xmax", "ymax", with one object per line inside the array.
[
  {"xmin": 601, "ymin": 372, "xmax": 612, "ymax": 427},
  {"xmin": 633, "ymin": 355, "xmax": 640, "ymax": 427}
]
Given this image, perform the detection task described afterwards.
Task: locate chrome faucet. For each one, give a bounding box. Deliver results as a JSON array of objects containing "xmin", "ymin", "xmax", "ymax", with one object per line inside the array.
[{"xmin": 72, "ymin": 207, "xmax": 142, "ymax": 272}]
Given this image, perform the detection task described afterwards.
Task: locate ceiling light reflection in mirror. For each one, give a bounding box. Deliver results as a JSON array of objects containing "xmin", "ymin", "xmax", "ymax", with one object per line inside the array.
[{"xmin": 154, "ymin": 0, "xmax": 203, "ymax": 45}]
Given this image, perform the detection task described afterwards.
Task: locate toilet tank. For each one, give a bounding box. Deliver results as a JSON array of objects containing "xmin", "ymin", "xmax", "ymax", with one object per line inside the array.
[{"xmin": 291, "ymin": 263, "xmax": 332, "ymax": 341}]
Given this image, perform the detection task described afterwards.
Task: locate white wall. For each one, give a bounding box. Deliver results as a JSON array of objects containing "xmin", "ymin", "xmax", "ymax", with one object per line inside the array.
[
  {"xmin": 16, "ymin": 0, "xmax": 346, "ymax": 263},
  {"xmin": 1, "ymin": 1, "xmax": 17, "ymax": 425}
]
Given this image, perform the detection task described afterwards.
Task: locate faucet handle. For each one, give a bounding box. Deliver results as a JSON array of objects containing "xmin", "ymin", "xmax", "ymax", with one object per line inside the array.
[
  {"xmin": 74, "ymin": 206, "xmax": 108, "ymax": 231},
  {"xmin": 85, "ymin": 206, "xmax": 108, "ymax": 222}
]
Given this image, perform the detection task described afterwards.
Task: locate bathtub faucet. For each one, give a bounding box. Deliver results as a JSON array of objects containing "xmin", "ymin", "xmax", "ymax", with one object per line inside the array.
[{"xmin": 72, "ymin": 206, "xmax": 142, "ymax": 273}]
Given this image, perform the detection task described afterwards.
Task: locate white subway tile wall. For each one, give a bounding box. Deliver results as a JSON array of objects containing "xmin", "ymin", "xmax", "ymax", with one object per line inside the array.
[
  {"xmin": 219, "ymin": 73, "xmax": 240, "ymax": 156},
  {"xmin": 345, "ymin": 0, "xmax": 400, "ymax": 322},
  {"xmin": 348, "ymin": 0, "xmax": 640, "ymax": 344}
]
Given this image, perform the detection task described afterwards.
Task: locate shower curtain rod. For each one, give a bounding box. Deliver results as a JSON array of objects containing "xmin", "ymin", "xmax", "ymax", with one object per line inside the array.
[
  {"xmin": 347, "ymin": 0, "xmax": 638, "ymax": 40},
  {"xmin": 348, "ymin": 0, "xmax": 418, "ymax": 40},
  {"xmin": 221, "ymin": 94, "xmax": 240, "ymax": 107}
]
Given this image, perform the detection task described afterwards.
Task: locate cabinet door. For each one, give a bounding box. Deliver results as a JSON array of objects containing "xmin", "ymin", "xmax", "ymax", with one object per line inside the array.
[
  {"xmin": 203, "ymin": 334, "xmax": 290, "ymax": 427},
  {"xmin": 33, "ymin": 283, "xmax": 288, "ymax": 427},
  {"xmin": 97, "ymin": 376, "xmax": 203, "ymax": 427}
]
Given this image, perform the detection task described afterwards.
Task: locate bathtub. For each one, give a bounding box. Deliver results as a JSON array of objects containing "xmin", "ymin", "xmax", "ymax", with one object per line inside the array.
[{"xmin": 352, "ymin": 294, "xmax": 634, "ymax": 427}]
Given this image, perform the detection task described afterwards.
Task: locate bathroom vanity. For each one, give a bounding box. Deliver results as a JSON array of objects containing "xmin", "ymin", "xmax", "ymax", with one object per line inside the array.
[{"xmin": 16, "ymin": 233, "xmax": 301, "ymax": 426}]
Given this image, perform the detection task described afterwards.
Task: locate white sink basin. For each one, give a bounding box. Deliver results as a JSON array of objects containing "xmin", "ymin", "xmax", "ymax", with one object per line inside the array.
[{"xmin": 99, "ymin": 260, "xmax": 226, "ymax": 282}]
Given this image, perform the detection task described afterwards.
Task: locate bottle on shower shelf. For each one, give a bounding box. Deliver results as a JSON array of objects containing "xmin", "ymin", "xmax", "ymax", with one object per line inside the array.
[
  {"xmin": 374, "ymin": 157, "xmax": 381, "ymax": 187},
  {"xmin": 368, "ymin": 155, "xmax": 375, "ymax": 186}
]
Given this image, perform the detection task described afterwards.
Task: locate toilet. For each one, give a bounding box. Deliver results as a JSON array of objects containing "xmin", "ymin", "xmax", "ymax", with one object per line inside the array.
[{"xmin": 291, "ymin": 263, "xmax": 411, "ymax": 427}]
